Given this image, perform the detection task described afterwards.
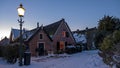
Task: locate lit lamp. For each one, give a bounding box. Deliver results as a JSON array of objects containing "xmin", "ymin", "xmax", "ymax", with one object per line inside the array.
[
  {"xmin": 17, "ymin": 4, "xmax": 25, "ymax": 17},
  {"xmin": 17, "ymin": 4, "xmax": 25, "ymax": 66}
]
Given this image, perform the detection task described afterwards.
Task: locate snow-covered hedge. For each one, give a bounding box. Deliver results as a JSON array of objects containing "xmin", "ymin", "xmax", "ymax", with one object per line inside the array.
[{"xmin": 65, "ymin": 45, "xmax": 82, "ymax": 54}]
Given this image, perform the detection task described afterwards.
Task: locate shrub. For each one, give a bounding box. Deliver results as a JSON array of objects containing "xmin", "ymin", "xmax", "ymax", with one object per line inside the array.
[
  {"xmin": 76, "ymin": 45, "xmax": 82, "ymax": 52},
  {"xmin": 0, "ymin": 46, "xmax": 2, "ymax": 57},
  {"xmin": 113, "ymin": 30, "xmax": 120, "ymax": 44},
  {"xmin": 100, "ymin": 35, "xmax": 113, "ymax": 52},
  {"xmin": 3, "ymin": 43, "xmax": 25, "ymax": 64},
  {"xmin": 116, "ymin": 63, "xmax": 120, "ymax": 68},
  {"xmin": 0, "ymin": 46, "xmax": 7, "ymax": 57},
  {"xmin": 99, "ymin": 30, "xmax": 120, "ymax": 67},
  {"xmin": 65, "ymin": 46, "xmax": 77, "ymax": 54},
  {"xmin": 3, "ymin": 44, "xmax": 18, "ymax": 64}
]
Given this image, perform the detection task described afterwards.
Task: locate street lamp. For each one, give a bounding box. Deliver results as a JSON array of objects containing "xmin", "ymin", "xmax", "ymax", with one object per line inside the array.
[
  {"xmin": 17, "ymin": 4, "xmax": 25, "ymax": 17},
  {"xmin": 17, "ymin": 4, "xmax": 25, "ymax": 66}
]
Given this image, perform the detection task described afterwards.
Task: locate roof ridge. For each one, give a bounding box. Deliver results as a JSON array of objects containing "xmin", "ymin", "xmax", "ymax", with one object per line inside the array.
[
  {"xmin": 44, "ymin": 19, "xmax": 63, "ymax": 27},
  {"xmin": 44, "ymin": 19, "xmax": 65, "ymax": 36}
]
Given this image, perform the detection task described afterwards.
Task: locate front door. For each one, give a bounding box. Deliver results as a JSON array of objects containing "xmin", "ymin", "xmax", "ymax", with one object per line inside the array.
[
  {"xmin": 38, "ymin": 43, "xmax": 44, "ymax": 56},
  {"xmin": 57, "ymin": 41, "xmax": 65, "ymax": 51}
]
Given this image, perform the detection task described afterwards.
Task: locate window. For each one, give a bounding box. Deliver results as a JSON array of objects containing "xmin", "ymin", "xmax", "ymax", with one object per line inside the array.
[
  {"xmin": 40, "ymin": 34, "xmax": 43, "ymax": 39},
  {"xmin": 60, "ymin": 41, "xmax": 64, "ymax": 50},
  {"xmin": 66, "ymin": 32, "xmax": 69, "ymax": 37},
  {"xmin": 57, "ymin": 41, "xmax": 65, "ymax": 50},
  {"xmin": 62, "ymin": 31, "xmax": 69, "ymax": 37},
  {"xmin": 62, "ymin": 31, "xmax": 66, "ymax": 37}
]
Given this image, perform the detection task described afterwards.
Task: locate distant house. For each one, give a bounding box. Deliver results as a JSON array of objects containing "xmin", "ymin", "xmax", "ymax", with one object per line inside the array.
[
  {"xmin": 0, "ymin": 37, "xmax": 9, "ymax": 46},
  {"xmin": 10, "ymin": 19, "xmax": 76, "ymax": 56},
  {"xmin": 86, "ymin": 27, "xmax": 97, "ymax": 50},
  {"xmin": 73, "ymin": 27, "xmax": 97, "ymax": 50}
]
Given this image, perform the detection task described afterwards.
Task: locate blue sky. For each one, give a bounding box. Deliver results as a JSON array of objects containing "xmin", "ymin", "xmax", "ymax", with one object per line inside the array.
[{"xmin": 0, "ymin": 0, "xmax": 120, "ymax": 39}]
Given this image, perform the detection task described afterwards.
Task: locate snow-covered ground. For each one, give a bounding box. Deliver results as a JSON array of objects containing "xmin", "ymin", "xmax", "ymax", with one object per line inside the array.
[{"xmin": 0, "ymin": 50, "xmax": 110, "ymax": 68}]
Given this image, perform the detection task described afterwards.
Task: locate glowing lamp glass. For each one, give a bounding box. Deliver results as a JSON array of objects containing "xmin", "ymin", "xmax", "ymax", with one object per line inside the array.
[{"xmin": 17, "ymin": 4, "xmax": 25, "ymax": 17}]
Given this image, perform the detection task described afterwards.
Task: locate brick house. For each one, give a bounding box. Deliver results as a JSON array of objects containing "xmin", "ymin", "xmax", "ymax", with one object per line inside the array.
[
  {"xmin": 85, "ymin": 27, "xmax": 97, "ymax": 50},
  {"xmin": 10, "ymin": 19, "xmax": 76, "ymax": 56}
]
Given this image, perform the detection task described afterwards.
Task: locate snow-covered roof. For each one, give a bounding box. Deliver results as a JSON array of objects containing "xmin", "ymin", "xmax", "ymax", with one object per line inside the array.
[
  {"xmin": 23, "ymin": 29, "xmax": 37, "ymax": 41},
  {"xmin": 11, "ymin": 28, "xmax": 30, "ymax": 40},
  {"xmin": 73, "ymin": 33, "xmax": 87, "ymax": 43},
  {"xmin": 11, "ymin": 29, "xmax": 20, "ymax": 39},
  {"xmin": 10, "ymin": 19, "xmax": 65, "ymax": 41}
]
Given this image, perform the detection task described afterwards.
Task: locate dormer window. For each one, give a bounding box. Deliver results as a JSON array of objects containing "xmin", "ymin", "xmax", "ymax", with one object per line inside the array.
[{"xmin": 40, "ymin": 34, "xmax": 43, "ymax": 39}]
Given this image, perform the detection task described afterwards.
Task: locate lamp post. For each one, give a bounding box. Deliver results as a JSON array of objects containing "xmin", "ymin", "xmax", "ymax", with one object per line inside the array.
[{"xmin": 17, "ymin": 4, "xmax": 25, "ymax": 66}]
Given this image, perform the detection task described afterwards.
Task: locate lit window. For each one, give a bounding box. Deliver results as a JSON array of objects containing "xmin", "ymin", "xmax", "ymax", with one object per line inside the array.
[
  {"xmin": 62, "ymin": 31, "xmax": 69, "ymax": 37},
  {"xmin": 62, "ymin": 31, "xmax": 66, "ymax": 37},
  {"xmin": 60, "ymin": 41, "xmax": 64, "ymax": 50}
]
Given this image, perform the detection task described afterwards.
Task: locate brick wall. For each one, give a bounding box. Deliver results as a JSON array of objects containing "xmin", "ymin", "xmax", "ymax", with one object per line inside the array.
[
  {"xmin": 52, "ymin": 22, "xmax": 75, "ymax": 52},
  {"xmin": 28, "ymin": 29, "xmax": 52, "ymax": 56},
  {"xmin": 28, "ymin": 22, "xmax": 75, "ymax": 56}
]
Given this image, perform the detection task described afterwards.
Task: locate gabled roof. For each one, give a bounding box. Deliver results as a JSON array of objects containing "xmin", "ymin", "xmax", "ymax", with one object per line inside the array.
[
  {"xmin": 0, "ymin": 37, "xmax": 9, "ymax": 45},
  {"xmin": 11, "ymin": 28, "xmax": 29, "ymax": 40},
  {"xmin": 26, "ymin": 19, "xmax": 65, "ymax": 41},
  {"xmin": 26, "ymin": 27, "xmax": 53, "ymax": 42},
  {"xmin": 44, "ymin": 19, "xmax": 64, "ymax": 36},
  {"xmin": 10, "ymin": 19, "xmax": 65, "ymax": 42},
  {"xmin": 11, "ymin": 28, "xmax": 20, "ymax": 39},
  {"xmin": 23, "ymin": 28, "xmax": 37, "ymax": 40}
]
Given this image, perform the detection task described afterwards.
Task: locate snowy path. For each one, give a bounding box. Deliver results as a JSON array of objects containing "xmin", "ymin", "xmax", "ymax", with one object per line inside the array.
[{"xmin": 0, "ymin": 50, "xmax": 109, "ymax": 68}]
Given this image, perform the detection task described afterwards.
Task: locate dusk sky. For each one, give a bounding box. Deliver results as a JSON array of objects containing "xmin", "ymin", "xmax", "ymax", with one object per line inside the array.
[{"xmin": 0, "ymin": 0, "xmax": 120, "ymax": 39}]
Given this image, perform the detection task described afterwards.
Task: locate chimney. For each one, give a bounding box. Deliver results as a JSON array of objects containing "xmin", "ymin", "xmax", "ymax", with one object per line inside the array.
[
  {"xmin": 61, "ymin": 18, "xmax": 65, "ymax": 22},
  {"xmin": 40, "ymin": 24, "xmax": 43, "ymax": 29},
  {"xmin": 37, "ymin": 22, "xmax": 39, "ymax": 28},
  {"xmin": 86, "ymin": 27, "xmax": 88, "ymax": 30}
]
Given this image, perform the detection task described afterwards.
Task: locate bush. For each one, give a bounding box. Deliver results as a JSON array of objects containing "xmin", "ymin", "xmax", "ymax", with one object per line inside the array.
[
  {"xmin": 65, "ymin": 46, "xmax": 77, "ymax": 54},
  {"xmin": 76, "ymin": 45, "xmax": 82, "ymax": 52},
  {"xmin": 100, "ymin": 35, "xmax": 113, "ymax": 52},
  {"xmin": 113, "ymin": 30, "xmax": 120, "ymax": 44},
  {"xmin": 0, "ymin": 46, "xmax": 2, "ymax": 57},
  {"xmin": 116, "ymin": 63, "xmax": 120, "ymax": 68},
  {"xmin": 0, "ymin": 46, "xmax": 6, "ymax": 57},
  {"xmin": 2, "ymin": 43, "xmax": 25, "ymax": 64},
  {"xmin": 56, "ymin": 50, "xmax": 65, "ymax": 54},
  {"xmin": 3, "ymin": 44, "xmax": 18, "ymax": 64},
  {"xmin": 99, "ymin": 30, "xmax": 120, "ymax": 67}
]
